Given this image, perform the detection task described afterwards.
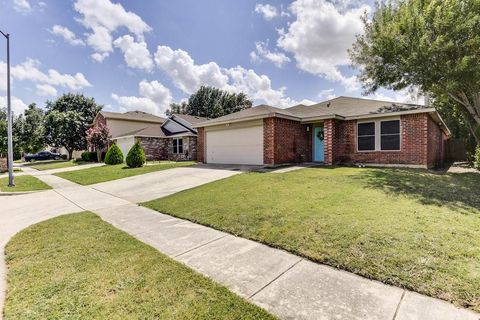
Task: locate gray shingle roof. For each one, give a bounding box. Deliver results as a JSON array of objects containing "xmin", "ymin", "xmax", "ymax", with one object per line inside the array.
[
  {"xmin": 172, "ymin": 114, "xmax": 208, "ymax": 125},
  {"xmin": 195, "ymin": 96, "xmax": 433, "ymax": 127},
  {"xmin": 286, "ymin": 96, "xmax": 430, "ymax": 119},
  {"xmin": 100, "ymin": 110, "xmax": 166, "ymax": 123},
  {"xmin": 194, "ymin": 104, "xmax": 300, "ymax": 126}
]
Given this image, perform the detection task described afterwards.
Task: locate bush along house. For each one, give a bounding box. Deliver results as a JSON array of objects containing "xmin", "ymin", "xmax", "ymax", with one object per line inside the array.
[{"xmin": 193, "ymin": 96, "xmax": 450, "ymax": 168}]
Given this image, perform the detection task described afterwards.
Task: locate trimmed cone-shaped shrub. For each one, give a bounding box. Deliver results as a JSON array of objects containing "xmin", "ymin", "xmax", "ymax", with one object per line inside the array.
[
  {"xmin": 126, "ymin": 141, "xmax": 146, "ymax": 168},
  {"xmin": 104, "ymin": 144, "xmax": 124, "ymax": 165}
]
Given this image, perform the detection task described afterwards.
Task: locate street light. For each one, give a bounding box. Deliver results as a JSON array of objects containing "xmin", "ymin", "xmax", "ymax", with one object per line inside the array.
[{"xmin": 0, "ymin": 29, "xmax": 14, "ymax": 187}]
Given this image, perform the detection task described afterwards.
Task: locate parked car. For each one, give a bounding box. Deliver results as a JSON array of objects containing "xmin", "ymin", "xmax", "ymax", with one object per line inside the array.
[{"xmin": 25, "ymin": 151, "xmax": 61, "ymax": 162}]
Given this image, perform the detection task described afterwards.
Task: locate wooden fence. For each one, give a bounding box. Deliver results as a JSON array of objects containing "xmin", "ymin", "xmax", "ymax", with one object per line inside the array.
[{"xmin": 445, "ymin": 139, "xmax": 467, "ymax": 161}]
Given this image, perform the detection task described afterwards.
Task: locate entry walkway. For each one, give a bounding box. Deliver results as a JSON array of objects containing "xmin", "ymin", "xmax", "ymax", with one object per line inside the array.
[{"xmin": 1, "ymin": 168, "xmax": 478, "ymax": 320}]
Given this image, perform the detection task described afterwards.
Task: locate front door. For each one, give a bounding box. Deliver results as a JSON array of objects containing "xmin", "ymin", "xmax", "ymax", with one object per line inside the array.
[{"xmin": 314, "ymin": 126, "xmax": 324, "ymax": 162}]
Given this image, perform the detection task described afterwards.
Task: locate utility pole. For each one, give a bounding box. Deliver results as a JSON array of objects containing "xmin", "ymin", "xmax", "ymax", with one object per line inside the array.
[{"xmin": 0, "ymin": 30, "xmax": 14, "ymax": 187}]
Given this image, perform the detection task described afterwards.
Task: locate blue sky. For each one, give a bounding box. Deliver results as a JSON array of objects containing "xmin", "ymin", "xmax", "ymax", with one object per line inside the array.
[{"xmin": 0, "ymin": 0, "xmax": 418, "ymax": 116}]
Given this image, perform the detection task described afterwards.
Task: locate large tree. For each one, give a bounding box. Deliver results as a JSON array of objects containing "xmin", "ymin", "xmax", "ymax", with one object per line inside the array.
[
  {"xmin": 17, "ymin": 103, "xmax": 45, "ymax": 154},
  {"xmin": 350, "ymin": 0, "xmax": 480, "ymax": 144},
  {"xmin": 0, "ymin": 108, "xmax": 23, "ymax": 159},
  {"xmin": 44, "ymin": 93, "xmax": 102, "ymax": 159},
  {"xmin": 167, "ymin": 86, "xmax": 252, "ymax": 118}
]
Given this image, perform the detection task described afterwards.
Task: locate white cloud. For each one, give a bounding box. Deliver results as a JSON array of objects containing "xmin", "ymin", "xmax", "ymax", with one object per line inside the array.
[
  {"xmin": 74, "ymin": 0, "xmax": 151, "ymax": 60},
  {"xmin": 154, "ymin": 44, "xmax": 306, "ymax": 108},
  {"xmin": 112, "ymin": 80, "xmax": 172, "ymax": 115},
  {"xmin": 318, "ymin": 88, "xmax": 337, "ymax": 100},
  {"xmin": 154, "ymin": 46, "xmax": 229, "ymax": 94},
  {"xmin": 36, "ymin": 84, "xmax": 58, "ymax": 96},
  {"xmin": 86, "ymin": 25, "xmax": 113, "ymax": 53},
  {"xmin": 255, "ymin": 4, "xmax": 278, "ymax": 20},
  {"xmin": 9, "ymin": 58, "xmax": 91, "ymax": 90},
  {"xmin": 0, "ymin": 95, "xmax": 28, "ymax": 115},
  {"xmin": 91, "ymin": 52, "xmax": 109, "ymax": 62},
  {"xmin": 50, "ymin": 25, "xmax": 85, "ymax": 46},
  {"xmin": 0, "ymin": 62, "xmax": 7, "ymax": 91},
  {"xmin": 113, "ymin": 35, "xmax": 153, "ymax": 72},
  {"xmin": 13, "ymin": 0, "xmax": 32, "ymax": 13},
  {"xmin": 250, "ymin": 41, "xmax": 290, "ymax": 68},
  {"xmin": 277, "ymin": 0, "xmax": 370, "ymax": 91}
]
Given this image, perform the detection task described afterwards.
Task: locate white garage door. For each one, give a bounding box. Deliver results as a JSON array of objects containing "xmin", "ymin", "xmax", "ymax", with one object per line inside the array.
[
  {"xmin": 206, "ymin": 125, "xmax": 263, "ymax": 165},
  {"xmin": 115, "ymin": 136, "xmax": 135, "ymax": 160}
]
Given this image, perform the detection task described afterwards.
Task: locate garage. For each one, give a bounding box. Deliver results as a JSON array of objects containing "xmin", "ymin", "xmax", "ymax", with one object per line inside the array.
[
  {"xmin": 115, "ymin": 136, "xmax": 135, "ymax": 159},
  {"xmin": 205, "ymin": 122, "xmax": 264, "ymax": 165}
]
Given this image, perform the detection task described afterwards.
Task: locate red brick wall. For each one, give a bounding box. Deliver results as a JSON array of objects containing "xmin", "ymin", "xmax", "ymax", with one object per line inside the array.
[
  {"xmin": 263, "ymin": 118, "xmax": 275, "ymax": 165},
  {"xmin": 332, "ymin": 113, "xmax": 430, "ymax": 166},
  {"xmin": 324, "ymin": 119, "xmax": 335, "ymax": 165},
  {"xmin": 263, "ymin": 117, "xmax": 311, "ymax": 165},
  {"xmin": 197, "ymin": 127, "xmax": 205, "ymax": 163}
]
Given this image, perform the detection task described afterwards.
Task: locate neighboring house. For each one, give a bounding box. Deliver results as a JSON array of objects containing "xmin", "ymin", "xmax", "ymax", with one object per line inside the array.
[
  {"xmin": 93, "ymin": 111, "xmax": 206, "ymax": 161},
  {"xmin": 194, "ymin": 96, "xmax": 450, "ymax": 168}
]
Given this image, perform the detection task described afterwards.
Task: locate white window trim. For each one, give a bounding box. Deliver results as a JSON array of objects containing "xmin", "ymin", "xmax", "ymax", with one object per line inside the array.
[
  {"xmin": 173, "ymin": 138, "xmax": 184, "ymax": 154},
  {"xmin": 357, "ymin": 117, "xmax": 401, "ymax": 152}
]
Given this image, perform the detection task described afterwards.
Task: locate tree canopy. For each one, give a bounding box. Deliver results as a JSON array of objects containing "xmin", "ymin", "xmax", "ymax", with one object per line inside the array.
[
  {"xmin": 167, "ymin": 86, "xmax": 253, "ymax": 118},
  {"xmin": 16, "ymin": 103, "xmax": 45, "ymax": 154},
  {"xmin": 44, "ymin": 93, "xmax": 102, "ymax": 159},
  {"xmin": 350, "ymin": 0, "xmax": 480, "ymax": 144}
]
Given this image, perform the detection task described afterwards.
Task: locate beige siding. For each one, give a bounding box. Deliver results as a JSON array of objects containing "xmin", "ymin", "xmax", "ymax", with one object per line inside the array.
[{"xmin": 107, "ymin": 119, "xmax": 160, "ymax": 138}]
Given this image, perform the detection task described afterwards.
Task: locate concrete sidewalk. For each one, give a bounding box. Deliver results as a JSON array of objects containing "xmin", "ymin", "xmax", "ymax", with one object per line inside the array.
[{"xmin": 1, "ymin": 170, "xmax": 479, "ymax": 320}]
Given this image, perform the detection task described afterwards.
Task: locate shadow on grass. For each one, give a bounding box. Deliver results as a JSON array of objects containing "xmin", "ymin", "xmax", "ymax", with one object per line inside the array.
[{"xmin": 359, "ymin": 168, "xmax": 480, "ymax": 212}]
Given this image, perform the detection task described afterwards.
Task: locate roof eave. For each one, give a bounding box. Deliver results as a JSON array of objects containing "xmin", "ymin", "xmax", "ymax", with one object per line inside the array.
[
  {"xmin": 193, "ymin": 112, "xmax": 301, "ymax": 128},
  {"xmin": 344, "ymin": 108, "xmax": 436, "ymax": 120}
]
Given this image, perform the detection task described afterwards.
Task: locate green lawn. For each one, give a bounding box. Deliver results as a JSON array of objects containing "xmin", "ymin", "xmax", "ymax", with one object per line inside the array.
[
  {"xmin": 143, "ymin": 167, "xmax": 480, "ymax": 312},
  {"xmin": 28, "ymin": 160, "xmax": 88, "ymax": 171},
  {"xmin": 4, "ymin": 212, "xmax": 274, "ymax": 319},
  {"xmin": 54, "ymin": 161, "xmax": 195, "ymax": 185},
  {"xmin": 0, "ymin": 175, "xmax": 51, "ymax": 192}
]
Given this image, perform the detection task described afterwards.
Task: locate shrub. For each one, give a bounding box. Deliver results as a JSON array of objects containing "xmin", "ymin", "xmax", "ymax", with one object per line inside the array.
[
  {"xmin": 126, "ymin": 141, "xmax": 146, "ymax": 168},
  {"xmin": 60, "ymin": 154, "xmax": 68, "ymax": 160},
  {"xmin": 104, "ymin": 144, "xmax": 123, "ymax": 165},
  {"xmin": 81, "ymin": 151, "xmax": 91, "ymax": 162},
  {"xmin": 474, "ymin": 145, "xmax": 480, "ymax": 171},
  {"xmin": 81, "ymin": 151, "xmax": 98, "ymax": 162}
]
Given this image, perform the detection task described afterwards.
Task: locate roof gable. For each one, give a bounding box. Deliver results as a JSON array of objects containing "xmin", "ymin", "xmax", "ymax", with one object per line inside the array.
[{"xmin": 99, "ymin": 110, "xmax": 166, "ymax": 124}]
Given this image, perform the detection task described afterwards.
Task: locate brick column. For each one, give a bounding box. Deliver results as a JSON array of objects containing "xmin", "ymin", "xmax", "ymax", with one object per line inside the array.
[
  {"xmin": 197, "ymin": 127, "xmax": 205, "ymax": 163},
  {"xmin": 323, "ymin": 119, "xmax": 335, "ymax": 165},
  {"xmin": 263, "ymin": 118, "xmax": 275, "ymax": 165}
]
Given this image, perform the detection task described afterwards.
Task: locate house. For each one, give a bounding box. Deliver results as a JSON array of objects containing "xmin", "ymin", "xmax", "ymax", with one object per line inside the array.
[
  {"xmin": 93, "ymin": 111, "xmax": 206, "ymax": 161},
  {"xmin": 194, "ymin": 96, "xmax": 450, "ymax": 168}
]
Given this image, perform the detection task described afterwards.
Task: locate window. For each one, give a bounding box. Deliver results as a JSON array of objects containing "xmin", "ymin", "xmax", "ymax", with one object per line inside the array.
[
  {"xmin": 357, "ymin": 119, "xmax": 401, "ymax": 151},
  {"xmin": 357, "ymin": 122, "xmax": 375, "ymax": 151},
  {"xmin": 173, "ymin": 138, "xmax": 183, "ymax": 154},
  {"xmin": 380, "ymin": 120, "xmax": 400, "ymax": 150}
]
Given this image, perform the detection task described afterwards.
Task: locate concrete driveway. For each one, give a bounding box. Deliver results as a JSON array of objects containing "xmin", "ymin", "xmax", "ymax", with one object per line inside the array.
[{"xmin": 90, "ymin": 165, "xmax": 243, "ymax": 203}]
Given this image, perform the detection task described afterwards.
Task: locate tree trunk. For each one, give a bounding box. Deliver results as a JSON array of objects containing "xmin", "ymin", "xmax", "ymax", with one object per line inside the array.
[
  {"xmin": 97, "ymin": 148, "xmax": 102, "ymax": 163},
  {"xmin": 67, "ymin": 149, "xmax": 73, "ymax": 160},
  {"xmin": 448, "ymin": 92, "xmax": 480, "ymax": 145}
]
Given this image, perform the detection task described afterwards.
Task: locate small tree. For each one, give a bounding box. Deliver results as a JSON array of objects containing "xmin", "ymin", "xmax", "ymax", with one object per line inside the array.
[
  {"xmin": 45, "ymin": 93, "xmax": 102, "ymax": 159},
  {"xmin": 126, "ymin": 141, "xmax": 146, "ymax": 168},
  {"xmin": 86, "ymin": 123, "xmax": 111, "ymax": 162},
  {"xmin": 104, "ymin": 144, "xmax": 123, "ymax": 165}
]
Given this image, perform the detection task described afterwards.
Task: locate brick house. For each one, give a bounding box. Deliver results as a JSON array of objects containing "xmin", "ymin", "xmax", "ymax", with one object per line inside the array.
[
  {"xmin": 194, "ymin": 96, "xmax": 450, "ymax": 168},
  {"xmin": 93, "ymin": 111, "xmax": 206, "ymax": 161}
]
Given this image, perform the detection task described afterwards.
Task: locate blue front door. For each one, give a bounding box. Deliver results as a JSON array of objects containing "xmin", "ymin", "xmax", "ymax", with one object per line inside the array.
[{"xmin": 314, "ymin": 126, "xmax": 324, "ymax": 162}]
